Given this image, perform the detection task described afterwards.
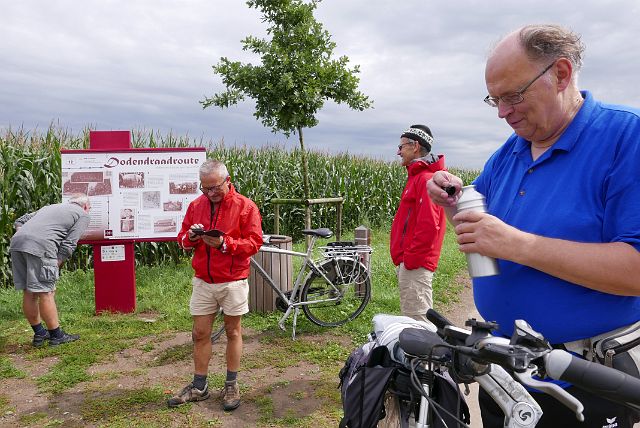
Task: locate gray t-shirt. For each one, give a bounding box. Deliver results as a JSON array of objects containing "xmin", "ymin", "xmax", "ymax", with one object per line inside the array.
[{"xmin": 10, "ymin": 203, "xmax": 90, "ymax": 262}]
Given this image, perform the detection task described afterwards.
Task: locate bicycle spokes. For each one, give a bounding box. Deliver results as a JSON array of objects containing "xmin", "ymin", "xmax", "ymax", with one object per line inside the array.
[{"xmin": 301, "ymin": 258, "xmax": 371, "ymax": 327}]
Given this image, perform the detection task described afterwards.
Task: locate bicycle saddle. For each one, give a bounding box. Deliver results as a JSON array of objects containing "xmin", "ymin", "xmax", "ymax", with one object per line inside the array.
[{"xmin": 302, "ymin": 228, "xmax": 333, "ymax": 238}]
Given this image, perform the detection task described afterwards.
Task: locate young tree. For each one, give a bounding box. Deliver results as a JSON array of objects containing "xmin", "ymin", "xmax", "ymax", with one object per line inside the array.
[{"xmin": 201, "ymin": 0, "xmax": 372, "ymax": 200}]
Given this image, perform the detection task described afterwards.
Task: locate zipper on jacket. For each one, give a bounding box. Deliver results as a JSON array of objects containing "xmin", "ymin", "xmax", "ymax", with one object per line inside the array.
[
  {"xmin": 206, "ymin": 201, "xmax": 218, "ymax": 284},
  {"xmin": 400, "ymin": 207, "xmax": 412, "ymax": 249},
  {"xmin": 402, "ymin": 207, "xmax": 412, "ymax": 236}
]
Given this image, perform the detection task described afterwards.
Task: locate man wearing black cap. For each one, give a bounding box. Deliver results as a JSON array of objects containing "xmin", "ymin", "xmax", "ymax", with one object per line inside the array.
[{"xmin": 390, "ymin": 124, "xmax": 447, "ymax": 322}]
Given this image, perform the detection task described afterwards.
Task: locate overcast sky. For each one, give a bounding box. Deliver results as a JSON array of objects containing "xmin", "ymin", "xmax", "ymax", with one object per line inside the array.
[{"xmin": 2, "ymin": 1, "xmax": 639, "ymax": 169}]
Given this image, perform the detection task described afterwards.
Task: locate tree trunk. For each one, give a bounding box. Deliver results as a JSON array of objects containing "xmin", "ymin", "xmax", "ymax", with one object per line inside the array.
[{"xmin": 297, "ymin": 126, "xmax": 310, "ymax": 201}]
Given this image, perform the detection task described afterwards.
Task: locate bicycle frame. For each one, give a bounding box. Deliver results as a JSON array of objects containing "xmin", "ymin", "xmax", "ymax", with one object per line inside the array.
[{"xmin": 251, "ymin": 234, "xmax": 359, "ymax": 339}]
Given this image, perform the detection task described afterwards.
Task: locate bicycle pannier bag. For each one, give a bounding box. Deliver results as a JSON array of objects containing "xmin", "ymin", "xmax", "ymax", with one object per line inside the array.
[
  {"xmin": 592, "ymin": 319, "xmax": 640, "ymax": 378},
  {"xmin": 339, "ymin": 345, "xmax": 398, "ymax": 428}
]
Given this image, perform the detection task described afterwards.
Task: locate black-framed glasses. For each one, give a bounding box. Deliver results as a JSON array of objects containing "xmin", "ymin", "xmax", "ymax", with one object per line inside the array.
[
  {"xmin": 398, "ymin": 140, "xmax": 416, "ymax": 151},
  {"xmin": 484, "ymin": 61, "xmax": 555, "ymax": 108},
  {"xmin": 199, "ymin": 176, "xmax": 229, "ymax": 193}
]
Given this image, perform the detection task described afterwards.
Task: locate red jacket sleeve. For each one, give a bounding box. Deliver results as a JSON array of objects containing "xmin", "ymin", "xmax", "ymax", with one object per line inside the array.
[
  {"xmin": 403, "ymin": 174, "xmax": 444, "ymax": 270},
  {"xmin": 222, "ymin": 201, "xmax": 263, "ymax": 257}
]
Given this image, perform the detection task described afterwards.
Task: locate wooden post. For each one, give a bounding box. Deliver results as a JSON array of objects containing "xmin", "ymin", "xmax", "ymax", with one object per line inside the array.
[
  {"xmin": 336, "ymin": 201, "xmax": 343, "ymax": 241},
  {"xmin": 354, "ymin": 225, "xmax": 371, "ymax": 272},
  {"xmin": 305, "ymin": 204, "xmax": 312, "ymax": 249},
  {"xmin": 274, "ymin": 204, "xmax": 280, "ymax": 235}
]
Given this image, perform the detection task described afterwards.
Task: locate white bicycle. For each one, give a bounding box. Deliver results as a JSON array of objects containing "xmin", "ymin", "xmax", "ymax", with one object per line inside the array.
[
  {"xmin": 378, "ymin": 309, "xmax": 640, "ymax": 427},
  {"xmin": 211, "ymin": 227, "xmax": 372, "ymax": 341}
]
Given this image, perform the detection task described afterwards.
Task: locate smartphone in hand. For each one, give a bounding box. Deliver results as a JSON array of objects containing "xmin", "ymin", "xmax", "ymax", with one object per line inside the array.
[{"xmin": 192, "ymin": 228, "xmax": 225, "ymax": 237}]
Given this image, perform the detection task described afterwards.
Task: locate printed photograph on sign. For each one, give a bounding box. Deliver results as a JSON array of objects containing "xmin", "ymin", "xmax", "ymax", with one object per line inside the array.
[
  {"xmin": 142, "ymin": 191, "xmax": 161, "ymax": 210},
  {"xmin": 62, "ymin": 179, "xmax": 89, "ymax": 196},
  {"xmin": 88, "ymin": 179, "xmax": 113, "ymax": 196},
  {"xmin": 163, "ymin": 199, "xmax": 183, "ymax": 212},
  {"xmin": 71, "ymin": 171, "xmax": 103, "ymax": 182},
  {"xmin": 120, "ymin": 208, "xmax": 135, "ymax": 232},
  {"xmin": 119, "ymin": 172, "xmax": 145, "ymax": 188},
  {"xmin": 169, "ymin": 181, "xmax": 197, "ymax": 194},
  {"xmin": 153, "ymin": 217, "xmax": 176, "ymax": 233}
]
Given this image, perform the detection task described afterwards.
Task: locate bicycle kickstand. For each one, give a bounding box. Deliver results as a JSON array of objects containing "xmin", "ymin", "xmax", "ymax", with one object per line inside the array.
[
  {"xmin": 291, "ymin": 307, "xmax": 300, "ymax": 340},
  {"xmin": 277, "ymin": 306, "xmax": 300, "ymax": 340}
]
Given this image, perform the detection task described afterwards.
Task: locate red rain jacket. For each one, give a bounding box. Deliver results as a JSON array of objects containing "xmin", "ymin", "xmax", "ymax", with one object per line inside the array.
[
  {"xmin": 178, "ymin": 184, "xmax": 262, "ymax": 283},
  {"xmin": 390, "ymin": 155, "xmax": 447, "ymax": 271}
]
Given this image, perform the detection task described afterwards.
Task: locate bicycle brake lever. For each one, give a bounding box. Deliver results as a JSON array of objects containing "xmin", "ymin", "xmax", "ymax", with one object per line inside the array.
[
  {"xmin": 476, "ymin": 364, "xmax": 543, "ymax": 427},
  {"xmin": 513, "ymin": 368, "xmax": 585, "ymax": 422}
]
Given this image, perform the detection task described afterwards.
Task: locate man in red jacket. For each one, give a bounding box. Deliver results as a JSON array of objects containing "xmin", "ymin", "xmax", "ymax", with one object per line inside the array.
[
  {"xmin": 390, "ymin": 124, "xmax": 447, "ymax": 322},
  {"xmin": 168, "ymin": 159, "xmax": 263, "ymax": 411}
]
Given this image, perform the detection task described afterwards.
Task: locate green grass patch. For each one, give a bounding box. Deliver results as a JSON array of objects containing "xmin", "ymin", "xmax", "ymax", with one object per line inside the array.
[
  {"xmin": 0, "ymin": 394, "xmax": 14, "ymax": 415},
  {"xmin": 19, "ymin": 411, "xmax": 48, "ymax": 425},
  {"xmin": 150, "ymin": 343, "xmax": 192, "ymax": 367},
  {"xmin": 433, "ymin": 223, "xmax": 469, "ymax": 307},
  {"xmin": 80, "ymin": 387, "xmax": 166, "ymax": 423},
  {"xmin": 243, "ymin": 335, "xmax": 349, "ymax": 371},
  {"xmin": 0, "ymin": 355, "xmax": 26, "ymax": 379}
]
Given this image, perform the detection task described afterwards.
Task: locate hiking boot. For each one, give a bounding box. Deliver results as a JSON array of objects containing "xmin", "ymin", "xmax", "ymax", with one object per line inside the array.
[
  {"xmin": 221, "ymin": 380, "xmax": 240, "ymax": 411},
  {"xmin": 167, "ymin": 382, "xmax": 210, "ymax": 408},
  {"xmin": 49, "ymin": 331, "xmax": 80, "ymax": 346},
  {"xmin": 32, "ymin": 331, "xmax": 50, "ymax": 348}
]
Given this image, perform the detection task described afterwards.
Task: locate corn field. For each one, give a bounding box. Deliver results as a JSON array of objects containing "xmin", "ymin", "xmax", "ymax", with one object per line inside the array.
[{"xmin": 0, "ymin": 125, "xmax": 480, "ymax": 288}]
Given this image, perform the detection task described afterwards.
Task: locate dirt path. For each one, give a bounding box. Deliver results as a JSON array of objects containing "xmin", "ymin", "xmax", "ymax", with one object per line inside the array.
[
  {"xmin": 0, "ymin": 329, "xmax": 352, "ymax": 427},
  {"xmin": 0, "ymin": 276, "xmax": 478, "ymax": 428}
]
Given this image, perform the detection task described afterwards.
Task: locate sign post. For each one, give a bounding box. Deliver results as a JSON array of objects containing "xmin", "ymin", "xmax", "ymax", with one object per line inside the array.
[
  {"xmin": 61, "ymin": 131, "xmax": 206, "ymax": 314},
  {"xmin": 90, "ymin": 131, "xmax": 137, "ymax": 313}
]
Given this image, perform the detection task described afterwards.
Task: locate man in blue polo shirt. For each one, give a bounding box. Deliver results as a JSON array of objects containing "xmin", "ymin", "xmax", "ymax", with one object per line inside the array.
[{"xmin": 428, "ymin": 24, "xmax": 640, "ymax": 428}]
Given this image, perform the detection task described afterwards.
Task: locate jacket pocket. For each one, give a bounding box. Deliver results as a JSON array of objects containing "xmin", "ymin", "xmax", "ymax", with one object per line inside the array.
[{"xmin": 38, "ymin": 258, "xmax": 60, "ymax": 283}]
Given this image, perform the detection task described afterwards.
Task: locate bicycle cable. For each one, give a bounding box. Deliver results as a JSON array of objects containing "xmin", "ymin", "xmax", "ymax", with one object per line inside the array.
[{"xmin": 408, "ymin": 352, "xmax": 471, "ymax": 428}]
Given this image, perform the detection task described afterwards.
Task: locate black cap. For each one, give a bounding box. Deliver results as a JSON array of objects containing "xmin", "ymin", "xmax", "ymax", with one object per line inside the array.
[{"xmin": 401, "ymin": 124, "xmax": 434, "ymax": 153}]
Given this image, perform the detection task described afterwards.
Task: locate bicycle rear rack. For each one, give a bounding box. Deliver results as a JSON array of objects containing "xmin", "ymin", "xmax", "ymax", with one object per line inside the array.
[{"xmin": 319, "ymin": 241, "xmax": 373, "ymax": 259}]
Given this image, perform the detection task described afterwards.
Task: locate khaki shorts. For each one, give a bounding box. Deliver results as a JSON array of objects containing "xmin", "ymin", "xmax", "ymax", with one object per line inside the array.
[
  {"xmin": 10, "ymin": 251, "xmax": 58, "ymax": 292},
  {"xmin": 396, "ymin": 263, "xmax": 434, "ymax": 320},
  {"xmin": 189, "ymin": 277, "xmax": 249, "ymax": 316}
]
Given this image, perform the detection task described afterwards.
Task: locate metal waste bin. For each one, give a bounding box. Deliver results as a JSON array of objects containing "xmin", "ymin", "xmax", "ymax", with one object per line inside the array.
[{"xmin": 249, "ymin": 235, "xmax": 293, "ymax": 313}]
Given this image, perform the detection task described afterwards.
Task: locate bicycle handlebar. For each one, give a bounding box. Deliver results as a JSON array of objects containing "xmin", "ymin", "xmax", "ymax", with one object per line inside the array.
[
  {"xmin": 545, "ymin": 350, "xmax": 640, "ymax": 411},
  {"xmin": 413, "ymin": 309, "xmax": 640, "ymax": 417}
]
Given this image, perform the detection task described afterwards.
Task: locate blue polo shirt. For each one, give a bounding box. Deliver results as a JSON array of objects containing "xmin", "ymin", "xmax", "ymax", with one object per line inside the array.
[{"xmin": 473, "ymin": 91, "xmax": 640, "ymax": 344}]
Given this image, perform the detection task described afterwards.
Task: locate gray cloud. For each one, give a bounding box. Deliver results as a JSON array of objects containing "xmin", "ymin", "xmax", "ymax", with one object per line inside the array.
[{"xmin": 2, "ymin": 0, "xmax": 639, "ymax": 169}]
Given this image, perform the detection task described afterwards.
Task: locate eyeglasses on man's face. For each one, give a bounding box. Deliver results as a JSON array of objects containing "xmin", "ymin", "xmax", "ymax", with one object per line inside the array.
[
  {"xmin": 483, "ymin": 61, "xmax": 555, "ymax": 108},
  {"xmin": 398, "ymin": 140, "xmax": 416, "ymax": 151},
  {"xmin": 199, "ymin": 176, "xmax": 229, "ymax": 193}
]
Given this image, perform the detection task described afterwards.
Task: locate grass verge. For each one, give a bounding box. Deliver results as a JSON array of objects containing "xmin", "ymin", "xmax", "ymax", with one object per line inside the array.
[{"xmin": 0, "ymin": 225, "xmax": 467, "ymax": 426}]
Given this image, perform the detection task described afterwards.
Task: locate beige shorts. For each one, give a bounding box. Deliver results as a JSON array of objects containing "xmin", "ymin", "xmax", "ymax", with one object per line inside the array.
[
  {"xmin": 189, "ymin": 277, "xmax": 249, "ymax": 316},
  {"xmin": 397, "ymin": 263, "xmax": 434, "ymax": 319}
]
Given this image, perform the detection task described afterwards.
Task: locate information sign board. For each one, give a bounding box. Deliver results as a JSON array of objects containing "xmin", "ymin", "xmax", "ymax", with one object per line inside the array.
[{"xmin": 61, "ymin": 148, "xmax": 206, "ymax": 241}]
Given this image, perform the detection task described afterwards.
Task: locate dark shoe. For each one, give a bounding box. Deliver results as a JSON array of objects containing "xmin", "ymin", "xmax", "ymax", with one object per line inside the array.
[
  {"xmin": 167, "ymin": 382, "xmax": 210, "ymax": 408},
  {"xmin": 49, "ymin": 331, "xmax": 80, "ymax": 346},
  {"xmin": 32, "ymin": 331, "xmax": 50, "ymax": 348},
  {"xmin": 221, "ymin": 380, "xmax": 240, "ymax": 411}
]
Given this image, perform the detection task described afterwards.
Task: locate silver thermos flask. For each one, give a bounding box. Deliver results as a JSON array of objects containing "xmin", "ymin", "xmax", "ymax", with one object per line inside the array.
[{"xmin": 455, "ymin": 185, "xmax": 500, "ymax": 277}]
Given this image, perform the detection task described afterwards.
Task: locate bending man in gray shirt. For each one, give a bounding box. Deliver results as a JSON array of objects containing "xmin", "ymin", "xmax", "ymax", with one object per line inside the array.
[{"xmin": 10, "ymin": 193, "xmax": 91, "ymax": 347}]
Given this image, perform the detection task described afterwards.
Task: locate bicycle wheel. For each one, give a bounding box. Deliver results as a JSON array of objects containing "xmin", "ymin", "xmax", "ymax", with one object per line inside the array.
[
  {"xmin": 378, "ymin": 392, "xmax": 415, "ymax": 428},
  {"xmin": 301, "ymin": 257, "xmax": 371, "ymax": 327}
]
